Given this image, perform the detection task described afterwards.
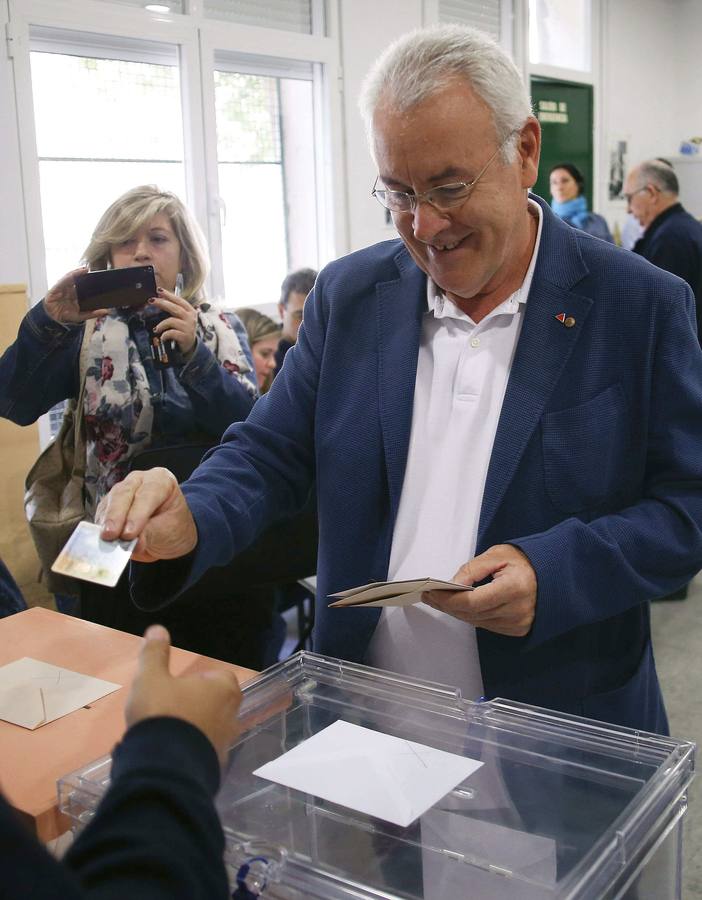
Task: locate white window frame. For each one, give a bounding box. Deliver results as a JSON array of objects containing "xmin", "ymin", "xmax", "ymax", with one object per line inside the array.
[
  {"xmin": 199, "ymin": 15, "xmax": 342, "ymax": 299},
  {"xmin": 526, "ymin": 0, "xmax": 604, "ymax": 214},
  {"xmin": 7, "ymin": 0, "xmax": 344, "ymax": 444},
  {"xmin": 7, "ymin": 0, "xmax": 344, "ymax": 308}
]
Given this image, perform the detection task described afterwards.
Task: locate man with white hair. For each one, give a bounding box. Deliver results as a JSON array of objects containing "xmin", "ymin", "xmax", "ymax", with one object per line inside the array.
[
  {"xmin": 625, "ymin": 159, "xmax": 702, "ymax": 342},
  {"xmin": 100, "ymin": 26, "xmax": 702, "ymax": 734}
]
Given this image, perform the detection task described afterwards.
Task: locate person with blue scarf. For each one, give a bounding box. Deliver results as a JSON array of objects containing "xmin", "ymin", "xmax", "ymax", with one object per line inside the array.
[{"xmin": 549, "ymin": 162, "xmax": 613, "ymax": 242}]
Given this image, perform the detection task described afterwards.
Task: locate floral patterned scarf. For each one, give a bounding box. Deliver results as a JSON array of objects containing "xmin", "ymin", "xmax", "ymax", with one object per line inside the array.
[{"xmin": 83, "ymin": 304, "xmax": 255, "ymax": 515}]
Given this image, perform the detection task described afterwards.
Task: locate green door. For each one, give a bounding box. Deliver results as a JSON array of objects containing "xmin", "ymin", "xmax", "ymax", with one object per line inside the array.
[{"xmin": 531, "ymin": 78, "xmax": 594, "ymax": 210}]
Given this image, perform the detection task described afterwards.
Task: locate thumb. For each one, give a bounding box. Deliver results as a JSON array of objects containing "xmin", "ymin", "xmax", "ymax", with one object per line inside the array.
[
  {"xmin": 138, "ymin": 624, "xmax": 172, "ymax": 680},
  {"xmin": 454, "ymin": 553, "xmax": 497, "ymax": 587}
]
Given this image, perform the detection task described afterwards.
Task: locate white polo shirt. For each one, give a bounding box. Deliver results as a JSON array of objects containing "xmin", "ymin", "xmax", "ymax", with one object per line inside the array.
[{"xmin": 366, "ymin": 201, "xmax": 543, "ymax": 698}]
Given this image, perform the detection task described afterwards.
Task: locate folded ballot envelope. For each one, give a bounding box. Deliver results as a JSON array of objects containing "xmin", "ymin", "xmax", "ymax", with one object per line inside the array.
[{"xmin": 328, "ymin": 577, "xmax": 473, "ymax": 608}]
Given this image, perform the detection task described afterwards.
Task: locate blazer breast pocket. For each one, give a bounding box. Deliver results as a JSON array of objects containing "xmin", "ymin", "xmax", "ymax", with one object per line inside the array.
[{"xmin": 541, "ymin": 384, "xmax": 632, "ymax": 514}]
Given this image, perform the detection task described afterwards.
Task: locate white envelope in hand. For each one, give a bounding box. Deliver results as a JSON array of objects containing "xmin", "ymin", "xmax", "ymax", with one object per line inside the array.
[
  {"xmin": 253, "ymin": 719, "xmax": 483, "ymax": 828},
  {"xmin": 328, "ymin": 578, "xmax": 473, "ymax": 608}
]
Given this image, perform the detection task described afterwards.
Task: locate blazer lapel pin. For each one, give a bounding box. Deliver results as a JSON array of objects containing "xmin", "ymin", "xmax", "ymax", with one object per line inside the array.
[{"xmin": 555, "ymin": 312, "xmax": 576, "ymax": 328}]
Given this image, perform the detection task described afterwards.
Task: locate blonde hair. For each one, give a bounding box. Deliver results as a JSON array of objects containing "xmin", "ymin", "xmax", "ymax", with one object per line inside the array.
[
  {"xmin": 81, "ymin": 185, "xmax": 210, "ymax": 303},
  {"xmin": 236, "ymin": 307, "xmax": 282, "ymax": 393},
  {"xmin": 236, "ymin": 307, "xmax": 282, "ymax": 345}
]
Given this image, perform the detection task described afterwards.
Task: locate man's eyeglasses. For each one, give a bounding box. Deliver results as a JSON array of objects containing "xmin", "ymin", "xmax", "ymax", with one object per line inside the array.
[
  {"xmin": 371, "ymin": 132, "xmax": 516, "ymax": 213},
  {"xmin": 623, "ymin": 185, "xmax": 651, "ymax": 205}
]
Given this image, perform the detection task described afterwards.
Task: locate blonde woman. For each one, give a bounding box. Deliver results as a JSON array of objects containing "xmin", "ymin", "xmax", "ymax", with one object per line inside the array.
[
  {"xmin": 0, "ymin": 186, "xmax": 257, "ymax": 641},
  {"xmin": 236, "ymin": 307, "xmax": 283, "ymax": 393}
]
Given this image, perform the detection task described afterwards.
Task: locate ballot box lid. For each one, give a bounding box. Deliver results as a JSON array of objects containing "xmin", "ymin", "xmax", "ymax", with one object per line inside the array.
[{"xmin": 59, "ymin": 651, "xmax": 695, "ymax": 899}]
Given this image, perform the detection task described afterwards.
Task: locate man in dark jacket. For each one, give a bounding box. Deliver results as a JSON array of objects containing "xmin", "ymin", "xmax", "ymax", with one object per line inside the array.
[
  {"xmin": 625, "ymin": 159, "xmax": 702, "ymax": 342},
  {"xmin": 274, "ymin": 267, "xmax": 317, "ymax": 375}
]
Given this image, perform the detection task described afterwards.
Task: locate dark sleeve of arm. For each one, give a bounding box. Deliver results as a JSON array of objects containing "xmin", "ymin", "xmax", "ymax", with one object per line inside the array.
[
  {"xmin": 646, "ymin": 233, "xmax": 698, "ymax": 298},
  {"xmin": 0, "ymin": 792, "xmax": 85, "ymax": 900},
  {"xmin": 512, "ymin": 283, "xmax": 702, "ymax": 647},
  {"xmin": 130, "ymin": 282, "xmax": 325, "ymax": 610},
  {"xmin": 177, "ymin": 343, "xmax": 256, "ymax": 435},
  {"xmin": 63, "ymin": 717, "xmax": 229, "ymax": 900},
  {"xmin": 176, "ymin": 311, "xmax": 258, "ymax": 435},
  {"xmin": 0, "ymin": 302, "xmax": 81, "ymax": 424}
]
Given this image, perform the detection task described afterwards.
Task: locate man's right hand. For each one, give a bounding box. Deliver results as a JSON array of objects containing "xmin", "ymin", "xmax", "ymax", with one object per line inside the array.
[
  {"xmin": 96, "ymin": 467, "xmax": 198, "ymax": 563},
  {"xmin": 43, "ymin": 267, "xmax": 109, "ymax": 324}
]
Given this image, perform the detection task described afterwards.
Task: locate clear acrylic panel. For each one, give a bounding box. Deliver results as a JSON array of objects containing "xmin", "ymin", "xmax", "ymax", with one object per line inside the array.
[{"xmin": 60, "ymin": 652, "xmax": 694, "ymax": 900}]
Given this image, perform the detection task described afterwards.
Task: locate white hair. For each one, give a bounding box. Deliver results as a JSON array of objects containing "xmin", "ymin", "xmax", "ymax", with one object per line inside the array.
[{"xmin": 359, "ymin": 25, "xmax": 532, "ymax": 162}]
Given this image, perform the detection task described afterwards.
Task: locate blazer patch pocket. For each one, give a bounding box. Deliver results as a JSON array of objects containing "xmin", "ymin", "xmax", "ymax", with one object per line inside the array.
[{"xmin": 541, "ymin": 384, "xmax": 631, "ymax": 514}]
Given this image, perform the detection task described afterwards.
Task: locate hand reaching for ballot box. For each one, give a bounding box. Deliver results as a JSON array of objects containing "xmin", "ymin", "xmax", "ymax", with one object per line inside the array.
[{"xmin": 96, "ymin": 467, "xmax": 198, "ymax": 563}]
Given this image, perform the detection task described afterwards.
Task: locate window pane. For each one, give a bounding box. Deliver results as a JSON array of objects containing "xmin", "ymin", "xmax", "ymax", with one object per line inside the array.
[
  {"xmin": 439, "ymin": 0, "xmax": 502, "ymax": 43},
  {"xmin": 214, "ymin": 69, "xmax": 318, "ymax": 308},
  {"xmin": 529, "ymin": 0, "xmax": 591, "ymax": 71},
  {"xmin": 205, "ymin": 0, "xmax": 314, "ymax": 34},
  {"xmin": 30, "ymin": 50, "xmax": 185, "ymax": 285}
]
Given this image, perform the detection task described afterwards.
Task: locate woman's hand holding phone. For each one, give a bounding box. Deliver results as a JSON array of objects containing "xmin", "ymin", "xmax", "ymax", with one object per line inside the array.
[
  {"xmin": 43, "ymin": 267, "xmax": 110, "ymax": 324},
  {"xmin": 149, "ymin": 288, "xmax": 198, "ymax": 357}
]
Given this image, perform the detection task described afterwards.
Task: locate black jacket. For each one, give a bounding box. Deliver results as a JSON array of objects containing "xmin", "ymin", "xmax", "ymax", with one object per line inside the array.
[
  {"xmin": 634, "ymin": 202, "xmax": 702, "ymax": 342},
  {"xmin": 0, "ymin": 717, "xmax": 229, "ymax": 900}
]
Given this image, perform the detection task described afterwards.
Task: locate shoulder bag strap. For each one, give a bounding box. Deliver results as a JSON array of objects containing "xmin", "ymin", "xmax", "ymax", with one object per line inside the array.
[{"xmin": 73, "ymin": 318, "xmax": 96, "ymax": 480}]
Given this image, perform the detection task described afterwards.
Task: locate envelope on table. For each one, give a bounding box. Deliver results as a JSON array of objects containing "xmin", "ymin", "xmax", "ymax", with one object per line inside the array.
[
  {"xmin": 253, "ymin": 719, "xmax": 483, "ymax": 828},
  {"xmin": 328, "ymin": 577, "xmax": 474, "ymax": 608},
  {"xmin": 0, "ymin": 657, "xmax": 121, "ymax": 730}
]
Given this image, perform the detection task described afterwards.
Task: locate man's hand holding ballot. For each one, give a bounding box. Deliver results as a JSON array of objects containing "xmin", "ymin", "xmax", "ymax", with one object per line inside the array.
[
  {"xmin": 96, "ymin": 467, "xmax": 535, "ymax": 638},
  {"xmin": 423, "ymin": 545, "xmax": 537, "ymax": 638},
  {"xmin": 97, "ymin": 467, "xmax": 198, "ymax": 563}
]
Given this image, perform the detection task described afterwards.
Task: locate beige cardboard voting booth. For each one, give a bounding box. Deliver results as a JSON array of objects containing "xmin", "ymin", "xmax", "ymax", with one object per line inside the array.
[{"xmin": 0, "ymin": 284, "xmax": 51, "ymax": 608}]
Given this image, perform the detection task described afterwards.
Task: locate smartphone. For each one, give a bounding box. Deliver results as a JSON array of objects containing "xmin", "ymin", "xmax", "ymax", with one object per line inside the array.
[{"xmin": 74, "ymin": 265, "xmax": 157, "ymax": 311}]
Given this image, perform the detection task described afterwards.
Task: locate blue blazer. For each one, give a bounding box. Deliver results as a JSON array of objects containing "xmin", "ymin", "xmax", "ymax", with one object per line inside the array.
[{"xmin": 138, "ymin": 197, "xmax": 702, "ymax": 734}]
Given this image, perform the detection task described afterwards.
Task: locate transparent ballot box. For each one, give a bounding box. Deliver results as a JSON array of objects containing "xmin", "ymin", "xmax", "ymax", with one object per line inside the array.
[{"xmin": 59, "ymin": 652, "xmax": 694, "ymax": 899}]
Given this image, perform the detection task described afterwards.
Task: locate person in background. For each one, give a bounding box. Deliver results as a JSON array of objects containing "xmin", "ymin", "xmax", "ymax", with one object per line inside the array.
[
  {"xmin": 549, "ymin": 162, "xmax": 613, "ymax": 242},
  {"xmin": 274, "ymin": 267, "xmax": 317, "ymax": 375},
  {"xmin": 1, "ymin": 624, "xmax": 241, "ymax": 899},
  {"xmin": 625, "ymin": 157, "xmax": 702, "ymax": 602},
  {"xmin": 625, "ymin": 158, "xmax": 702, "ymax": 342},
  {"xmin": 0, "ymin": 185, "xmax": 257, "ymax": 644},
  {"xmin": 620, "ymin": 158, "xmax": 674, "ymax": 249},
  {"xmin": 236, "ymin": 308, "xmax": 282, "ymax": 393}
]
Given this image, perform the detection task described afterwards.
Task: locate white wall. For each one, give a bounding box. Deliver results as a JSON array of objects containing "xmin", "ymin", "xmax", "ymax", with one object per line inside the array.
[
  {"xmin": 338, "ymin": 0, "xmax": 424, "ymax": 253},
  {"xmin": 599, "ymin": 0, "xmax": 680, "ymax": 236},
  {"xmin": 673, "ymin": 0, "xmax": 702, "ymax": 144}
]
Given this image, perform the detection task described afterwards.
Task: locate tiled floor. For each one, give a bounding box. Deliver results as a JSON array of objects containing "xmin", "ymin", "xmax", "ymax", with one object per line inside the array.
[{"xmin": 650, "ymin": 573, "xmax": 702, "ymax": 898}]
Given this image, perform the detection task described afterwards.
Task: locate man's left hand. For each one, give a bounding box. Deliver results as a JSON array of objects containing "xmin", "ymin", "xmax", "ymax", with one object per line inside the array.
[{"xmin": 423, "ymin": 544, "xmax": 536, "ymax": 637}]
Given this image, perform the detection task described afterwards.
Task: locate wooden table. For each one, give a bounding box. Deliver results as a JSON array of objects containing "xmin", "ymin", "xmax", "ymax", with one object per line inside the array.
[{"xmin": 0, "ymin": 607, "xmax": 256, "ymax": 840}]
